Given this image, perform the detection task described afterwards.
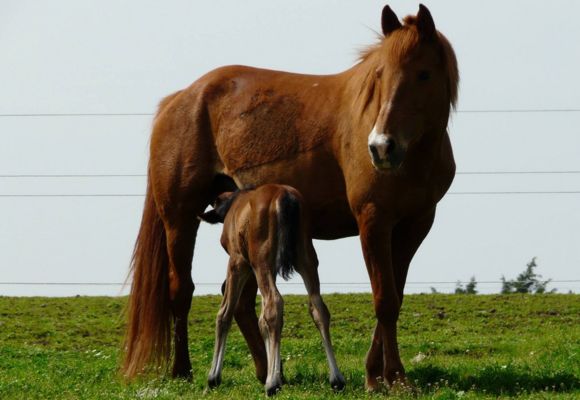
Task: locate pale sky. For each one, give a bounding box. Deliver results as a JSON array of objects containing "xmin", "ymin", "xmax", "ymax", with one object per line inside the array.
[{"xmin": 1, "ymin": 0, "xmax": 579, "ymax": 296}]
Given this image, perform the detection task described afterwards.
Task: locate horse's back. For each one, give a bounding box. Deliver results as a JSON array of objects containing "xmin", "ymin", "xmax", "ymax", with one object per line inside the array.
[{"xmin": 150, "ymin": 65, "xmax": 357, "ymax": 238}]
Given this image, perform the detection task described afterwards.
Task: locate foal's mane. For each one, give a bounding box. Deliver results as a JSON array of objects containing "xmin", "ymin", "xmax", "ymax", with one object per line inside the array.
[{"xmin": 357, "ymin": 15, "xmax": 459, "ymax": 110}]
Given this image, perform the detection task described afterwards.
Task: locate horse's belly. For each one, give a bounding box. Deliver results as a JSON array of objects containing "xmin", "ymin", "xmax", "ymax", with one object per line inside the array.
[{"xmin": 228, "ymin": 148, "xmax": 358, "ymax": 240}]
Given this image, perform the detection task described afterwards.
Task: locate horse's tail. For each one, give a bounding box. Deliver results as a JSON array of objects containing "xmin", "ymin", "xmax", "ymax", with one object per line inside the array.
[
  {"xmin": 122, "ymin": 177, "xmax": 171, "ymax": 378},
  {"xmin": 275, "ymin": 191, "xmax": 300, "ymax": 280}
]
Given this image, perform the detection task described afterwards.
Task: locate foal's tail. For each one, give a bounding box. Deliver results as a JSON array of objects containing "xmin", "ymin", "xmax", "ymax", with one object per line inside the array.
[
  {"xmin": 275, "ymin": 192, "xmax": 300, "ymax": 280},
  {"xmin": 122, "ymin": 178, "xmax": 171, "ymax": 378}
]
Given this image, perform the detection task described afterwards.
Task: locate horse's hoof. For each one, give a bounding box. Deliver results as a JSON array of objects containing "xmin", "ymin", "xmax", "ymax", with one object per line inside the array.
[
  {"xmin": 330, "ymin": 375, "xmax": 346, "ymax": 392},
  {"xmin": 365, "ymin": 376, "xmax": 385, "ymax": 393},
  {"xmin": 172, "ymin": 368, "xmax": 192, "ymax": 381},
  {"xmin": 265, "ymin": 382, "xmax": 282, "ymax": 396},
  {"xmin": 388, "ymin": 377, "xmax": 415, "ymax": 395},
  {"xmin": 207, "ymin": 374, "xmax": 222, "ymax": 389}
]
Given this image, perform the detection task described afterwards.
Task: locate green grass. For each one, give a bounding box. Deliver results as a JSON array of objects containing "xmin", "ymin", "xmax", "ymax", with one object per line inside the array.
[{"xmin": 0, "ymin": 294, "xmax": 578, "ymax": 399}]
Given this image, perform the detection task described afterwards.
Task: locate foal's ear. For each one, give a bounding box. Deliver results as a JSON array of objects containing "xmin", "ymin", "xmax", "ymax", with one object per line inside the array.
[
  {"xmin": 198, "ymin": 209, "xmax": 223, "ymax": 224},
  {"xmin": 417, "ymin": 4, "xmax": 436, "ymax": 40},
  {"xmin": 381, "ymin": 5, "xmax": 401, "ymax": 36}
]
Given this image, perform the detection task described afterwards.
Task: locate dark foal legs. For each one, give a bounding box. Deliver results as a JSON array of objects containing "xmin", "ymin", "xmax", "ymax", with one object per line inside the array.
[
  {"xmin": 298, "ymin": 244, "xmax": 345, "ymax": 391},
  {"xmin": 208, "ymin": 261, "xmax": 251, "ymax": 387},
  {"xmin": 232, "ymin": 275, "xmax": 268, "ymax": 383}
]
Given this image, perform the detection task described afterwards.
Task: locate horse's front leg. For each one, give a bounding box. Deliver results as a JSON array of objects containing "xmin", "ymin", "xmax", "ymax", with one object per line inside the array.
[
  {"xmin": 363, "ymin": 209, "xmax": 437, "ymax": 391},
  {"xmin": 356, "ymin": 204, "xmax": 405, "ymax": 391}
]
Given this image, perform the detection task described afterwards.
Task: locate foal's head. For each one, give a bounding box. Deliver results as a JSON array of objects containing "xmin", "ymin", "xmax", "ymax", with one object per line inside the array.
[
  {"xmin": 366, "ymin": 4, "xmax": 459, "ymax": 170},
  {"xmin": 199, "ymin": 191, "xmax": 241, "ymax": 224}
]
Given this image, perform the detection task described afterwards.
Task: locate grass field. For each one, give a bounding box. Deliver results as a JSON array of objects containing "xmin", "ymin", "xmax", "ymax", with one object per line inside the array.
[{"xmin": 0, "ymin": 293, "xmax": 578, "ymax": 399}]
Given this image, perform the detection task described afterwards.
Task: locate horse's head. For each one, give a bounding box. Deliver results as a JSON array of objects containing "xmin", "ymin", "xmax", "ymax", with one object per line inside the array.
[{"xmin": 367, "ymin": 4, "xmax": 458, "ymax": 171}]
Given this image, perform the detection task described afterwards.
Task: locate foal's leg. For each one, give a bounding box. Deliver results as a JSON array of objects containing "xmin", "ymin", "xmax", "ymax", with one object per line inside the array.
[
  {"xmin": 255, "ymin": 267, "xmax": 284, "ymax": 396},
  {"xmin": 208, "ymin": 259, "xmax": 251, "ymax": 387},
  {"xmin": 299, "ymin": 243, "xmax": 345, "ymax": 391},
  {"xmin": 233, "ymin": 275, "xmax": 268, "ymax": 383}
]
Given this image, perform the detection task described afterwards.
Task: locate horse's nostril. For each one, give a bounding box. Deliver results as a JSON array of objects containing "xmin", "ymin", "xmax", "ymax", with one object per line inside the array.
[
  {"xmin": 385, "ymin": 138, "xmax": 396, "ymax": 155},
  {"xmin": 369, "ymin": 144, "xmax": 380, "ymax": 160}
]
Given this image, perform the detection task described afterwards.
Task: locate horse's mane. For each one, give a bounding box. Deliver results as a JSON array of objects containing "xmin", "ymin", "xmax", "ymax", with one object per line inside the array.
[{"xmin": 357, "ymin": 15, "xmax": 459, "ymax": 110}]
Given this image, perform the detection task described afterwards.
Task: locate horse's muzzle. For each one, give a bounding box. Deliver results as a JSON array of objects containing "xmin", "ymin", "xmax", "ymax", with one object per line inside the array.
[{"xmin": 368, "ymin": 135, "xmax": 403, "ymax": 170}]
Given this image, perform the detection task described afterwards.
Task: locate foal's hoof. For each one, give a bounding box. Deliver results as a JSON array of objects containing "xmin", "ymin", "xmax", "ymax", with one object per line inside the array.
[
  {"xmin": 207, "ymin": 374, "xmax": 222, "ymax": 389},
  {"xmin": 330, "ymin": 375, "xmax": 346, "ymax": 392},
  {"xmin": 265, "ymin": 382, "xmax": 282, "ymax": 396}
]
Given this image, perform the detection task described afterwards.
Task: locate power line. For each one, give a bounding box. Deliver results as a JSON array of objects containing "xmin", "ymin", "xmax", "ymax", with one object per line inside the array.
[
  {"xmin": 0, "ymin": 112, "xmax": 154, "ymax": 117},
  {"xmin": 456, "ymin": 170, "xmax": 580, "ymax": 175},
  {"xmin": 457, "ymin": 109, "xmax": 580, "ymax": 114},
  {"xmin": 0, "ymin": 174, "xmax": 146, "ymax": 178},
  {"xmin": 0, "ymin": 280, "xmax": 578, "ymax": 286},
  {"xmin": 0, "ymin": 194, "xmax": 144, "ymax": 197},
  {"xmin": 2, "ymin": 191, "xmax": 580, "ymax": 198},
  {"xmin": 2, "ymin": 170, "xmax": 580, "ymax": 178},
  {"xmin": 1, "ymin": 109, "xmax": 580, "ymax": 118},
  {"xmin": 448, "ymin": 191, "xmax": 580, "ymax": 195}
]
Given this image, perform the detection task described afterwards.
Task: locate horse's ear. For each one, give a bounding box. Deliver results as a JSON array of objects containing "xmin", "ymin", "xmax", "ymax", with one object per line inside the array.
[
  {"xmin": 417, "ymin": 4, "xmax": 436, "ymax": 40},
  {"xmin": 198, "ymin": 209, "xmax": 223, "ymax": 224},
  {"xmin": 381, "ymin": 5, "xmax": 401, "ymax": 36}
]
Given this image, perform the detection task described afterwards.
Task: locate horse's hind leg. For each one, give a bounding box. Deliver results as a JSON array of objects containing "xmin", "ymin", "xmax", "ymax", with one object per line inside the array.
[
  {"xmin": 164, "ymin": 216, "xmax": 200, "ymax": 379},
  {"xmin": 156, "ymin": 173, "xmax": 214, "ymax": 379},
  {"xmin": 150, "ymin": 89, "xmax": 219, "ymax": 378},
  {"xmin": 298, "ymin": 242, "xmax": 345, "ymax": 391},
  {"xmin": 255, "ymin": 267, "xmax": 284, "ymax": 396},
  {"xmin": 208, "ymin": 259, "xmax": 251, "ymax": 387},
  {"xmin": 233, "ymin": 275, "xmax": 268, "ymax": 384}
]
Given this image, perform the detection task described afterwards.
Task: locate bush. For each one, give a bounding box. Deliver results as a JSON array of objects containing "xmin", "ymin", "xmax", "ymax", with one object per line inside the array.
[
  {"xmin": 500, "ymin": 257, "xmax": 555, "ymax": 294},
  {"xmin": 455, "ymin": 276, "xmax": 478, "ymax": 294}
]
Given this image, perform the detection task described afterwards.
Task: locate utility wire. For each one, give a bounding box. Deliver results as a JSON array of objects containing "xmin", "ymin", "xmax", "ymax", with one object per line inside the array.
[
  {"xmin": 2, "ymin": 109, "xmax": 580, "ymax": 117},
  {"xmin": 456, "ymin": 170, "xmax": 580, "ymax": 175},
  {"xmin": 0, "ymin": 113, "xmax": 154, "ymax": 117},
  {"xmin": 448, "ymin": 191, "xmax": 580, "ymax": 195},
  {"xmin": 2, "ymin": 191, "xmax": 580, "ymax": 197},
  {"xmin": 2, "ymin": 171, "xmax": 580, "ymax": 178},
  {"xmin": 0, "ymin": 194, "xmax": 144, "ymax": 197},
  {"xmin": 457, "ymin": 109, "xmax": 580, "ymax": 114},
  {"xmin": 1, "ymin": 280, "xmax": 578, "ymax": 286},
  {"xmin": 0, "ymin": 174, "xmax": 146, "ymax": 178}
]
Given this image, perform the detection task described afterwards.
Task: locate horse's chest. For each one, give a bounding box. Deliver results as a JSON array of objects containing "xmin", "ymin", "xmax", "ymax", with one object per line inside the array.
[{"xmin": 391, "ymin": 172, "xmax": 453, "ymax": 216}]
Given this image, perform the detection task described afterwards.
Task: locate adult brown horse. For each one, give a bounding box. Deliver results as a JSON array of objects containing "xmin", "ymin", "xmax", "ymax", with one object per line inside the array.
[{"xmin": 123, "ymin": 4, "xmax": 458, "ymax": 391}]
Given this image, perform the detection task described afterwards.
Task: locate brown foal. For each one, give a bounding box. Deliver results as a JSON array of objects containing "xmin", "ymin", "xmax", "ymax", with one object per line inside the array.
[{"xmin": 199, "ymin": 185, "xmax": 345, "ymax": 395}]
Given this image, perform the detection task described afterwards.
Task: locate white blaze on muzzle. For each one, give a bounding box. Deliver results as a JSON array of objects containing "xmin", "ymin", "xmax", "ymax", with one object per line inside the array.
[{"xmin": 368, "ymin": 125, "xmax": 391, "ymax": 160}]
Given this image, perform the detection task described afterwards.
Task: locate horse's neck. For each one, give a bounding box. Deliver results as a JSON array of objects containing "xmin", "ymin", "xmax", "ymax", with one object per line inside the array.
[{"xmin": 340, "ymin": 60, "xmax": 383, "ymax": 129}]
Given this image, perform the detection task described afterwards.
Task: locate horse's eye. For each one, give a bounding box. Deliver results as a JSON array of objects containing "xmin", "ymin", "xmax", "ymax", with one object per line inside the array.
[{"xmin": 418, "ymin": 70, "xmax": 430, "ymax": 82}]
